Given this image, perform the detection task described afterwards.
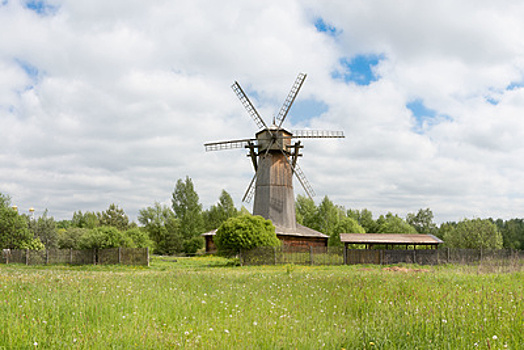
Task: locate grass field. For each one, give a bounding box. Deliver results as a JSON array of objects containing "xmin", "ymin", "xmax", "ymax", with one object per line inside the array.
[{"xmin": 0, "ymin": 256, "xmax": 522, "ymax": 349}]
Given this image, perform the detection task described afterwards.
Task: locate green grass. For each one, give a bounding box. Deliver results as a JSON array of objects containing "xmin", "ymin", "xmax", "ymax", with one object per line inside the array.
[{"xmin": 0, "ymin": 258, "xmax": 522, "ymax": 349}]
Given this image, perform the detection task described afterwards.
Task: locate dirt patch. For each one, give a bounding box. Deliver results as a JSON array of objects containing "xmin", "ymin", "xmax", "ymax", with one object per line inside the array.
[{"xmin": 383, "ymin": 266, "xmax": 429, "ymax": 273}]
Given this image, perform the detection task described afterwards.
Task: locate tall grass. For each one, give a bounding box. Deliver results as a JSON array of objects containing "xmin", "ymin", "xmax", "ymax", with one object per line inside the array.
[{"xmin": 0, "ymin": 257, "xmax": 522, "ymax": 349}]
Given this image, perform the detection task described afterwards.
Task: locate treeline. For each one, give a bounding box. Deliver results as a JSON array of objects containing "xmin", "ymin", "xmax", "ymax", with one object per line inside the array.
[
  {"xmin": 2, "ymin": 177, "xmax": 524, "ymax": 254},
  {"xmin": 294, "ymin": 195, "xmax": 520, "ymax": 250}
]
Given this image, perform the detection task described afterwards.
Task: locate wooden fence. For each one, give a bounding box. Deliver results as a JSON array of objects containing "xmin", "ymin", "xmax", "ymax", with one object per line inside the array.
[
  {"xmin": 241, "ymin": 246, "xmax": 524, "ymax": 270},
  {"xmin": 1, "ymin": 248, "xmax": 149, "ymax": 266}
]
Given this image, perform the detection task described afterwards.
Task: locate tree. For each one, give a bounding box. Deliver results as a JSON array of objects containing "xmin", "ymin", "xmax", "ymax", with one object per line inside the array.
[
  {"xmin": 295, "ymin": 194, "xmax": 318, "ymax": 230},
  {"xmin": 78, "ymin": 226, "xmax": 134, "ymax": 250},
  {"xmin": 28, "ymin": 210, "xmax": 59, "ymax": 249},
  {"xmin": 347, "ymin": 208, "xmax": 378, "ymax": 233},
  {"xmin": 172, "ymin": 177, "xmax": 204, "ymax": 238},
  {"xmin": 406, "ymin": 208, "xmax": 437, "ymax": 234},
  {"xmin": 98, "ymin": 204, "xmax": 129, "ymax": 231},
  {"xmin": 329, "ymin": 216, "xmax": 366, "ymax": 247},
  {"xmin": 57, "ymin": 227, "xmax": 89, "ymax": 249},
  {"xmin": 0, "ymin": 194, "xmax": 38, "ymax": 249},
  {"xmin": 125, "ymin": 228, "xmax": 154, "ymax": 248},
  {"xmin": 494, "ymin": 218, "xmax": 524, "ymax": 250},
  {"xmin": 204, "ymin": 190, "xmax": 238, "ymax": 231},
  {"xmin": 443, "ymin": 218, "xmax": 503, "ymax": 249},
  {"xmin": 214, "ymin": 215, "xmax": 280, "ymax": 255},
  {"xmin": 138, "ymin": 202, "xmax": 183, "ymax": 255},
  {"xmin": 71, "ymin": 211, "xmax": 99, "ymax": 229},
  {"xmin": 316, "ymin": 196, "xmax": 342, "ymax": 235},
  {"xmin": 377, "ymin": 213, "xmax": 417, "ymax": 234}
]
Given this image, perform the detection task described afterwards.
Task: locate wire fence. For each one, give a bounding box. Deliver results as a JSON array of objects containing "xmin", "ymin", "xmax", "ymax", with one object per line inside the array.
[
  {"xmin": 240, "ymin": 247, "xmax": 524, "ymax": 272},
  {"xmin": 1, "ymin": 248, "xmax": 149, "ymax": 266}
]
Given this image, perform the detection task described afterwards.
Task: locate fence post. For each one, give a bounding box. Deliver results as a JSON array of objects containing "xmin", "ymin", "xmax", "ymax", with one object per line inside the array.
[
  {"xmin": 343, "ymin": 245, "xmax": 347, "ymax": 265},
  {"xmin": 93, "ymin": 249, "xmax": 97, "ymax": 265},
  {"xmin": 46, "ymin": 249, "xmax": 49, "ymax": 265},
  {"xmin": 146, "ymin": 247, "xmax": 150, "ymax": 267},
  {"xmin": 413, "ymin": 249, "xmax": 416, "ymax": 264},
  {"xmin": 70, "ymin": 248, "xmax": 73, "ymax": 265},
  {"xmin": 26, "ymin": 249, "xmax": 29, "ymax": 265},
  {"xmin": 118, "ymin": 247, "xmax": 122, "ymax": 264},
  {"xmin": 447, "ymin": 248, "xmax": 450, "ymax": 264},
  {"xmin": 273, "ymin": 246, "xmax": 277, "ymax": 265},
  {"xmin": 310, "ymin": 246, "xmax": 313, "ymax": 266}
]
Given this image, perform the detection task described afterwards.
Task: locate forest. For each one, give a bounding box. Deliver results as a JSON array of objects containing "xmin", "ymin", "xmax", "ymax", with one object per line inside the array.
[{"xmin": 1, "ymin": 176, "xmax": 523, "ymax": 254}]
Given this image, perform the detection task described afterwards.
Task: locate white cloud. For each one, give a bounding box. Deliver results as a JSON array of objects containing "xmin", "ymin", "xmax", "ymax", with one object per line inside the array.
[{"xmin": 1, "ymin": 0, "xmax": 524, "ymax": 224}]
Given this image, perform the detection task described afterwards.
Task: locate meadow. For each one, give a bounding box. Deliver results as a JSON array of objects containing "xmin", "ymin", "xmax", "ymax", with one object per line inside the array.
[{"xmin": 0, "ymin": 257, "xmax": 522, "ymax": 349}]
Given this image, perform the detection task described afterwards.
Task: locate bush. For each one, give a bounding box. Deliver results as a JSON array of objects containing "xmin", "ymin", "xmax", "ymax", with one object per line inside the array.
[
  {"xmin": 58, "ymin": 228, "xmax": 89, "ymax": 249},
  {"xmin": 183, "ymin": 236, "xmax": 204, "ymax": 255},
  {"xmin": 215, "ymin": 215, "xmax": 280, "ymax": 255},
  {"xmin": 78, "ymin": 226, "xmax": 134, "ymax": 250},
  {"xmin": 125, "ymin": 228, "xmax": 154, "ymax": 248}
]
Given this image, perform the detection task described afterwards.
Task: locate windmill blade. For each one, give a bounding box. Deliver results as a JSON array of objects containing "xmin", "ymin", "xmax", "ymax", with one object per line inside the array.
[
  {"xmin": 278, "ymin": 148, "xmax": 315, "ymax": 199},
  {"xmin": 231, "ymin": 81, "xmax": 269, "ymax": 130},
  {"xmin": 204, "ymin": 138, "xmax": 255, "ymax": 152},
  {"xmin": 242, "ymin": 173, "xmax": 257, "ymax": 203},
  {"xmin": 276, "ymin": 73, "xmax": 307, "ymax": 130},
  {"xmin": 290, "ymin": 130, "xmax": 345, "ymax": 139}
]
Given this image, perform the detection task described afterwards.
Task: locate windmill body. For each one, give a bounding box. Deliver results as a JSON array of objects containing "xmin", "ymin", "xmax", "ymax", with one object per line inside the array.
[
  {"xmin": 253, "ymin": 126, "xmax": 296, "ymax": 230},
  {"xmin": 204, "ymin": 73, "xmax": 344, "ymax": 246}
]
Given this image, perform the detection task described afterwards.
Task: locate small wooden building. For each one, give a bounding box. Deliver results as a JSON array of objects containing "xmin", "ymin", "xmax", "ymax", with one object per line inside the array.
[
  {"xmin": 202, "ymin": 224, "xmax": 328, "ymax": 254},
  {"xmin": 340, "ymin": 233, "xmax": 444, "ymax": 250}
]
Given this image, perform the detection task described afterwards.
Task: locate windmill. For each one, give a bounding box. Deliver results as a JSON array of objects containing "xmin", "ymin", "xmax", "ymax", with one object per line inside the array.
[{"xmin": 204, "ymin": 73, "xmax": 344, "ymax": 237}]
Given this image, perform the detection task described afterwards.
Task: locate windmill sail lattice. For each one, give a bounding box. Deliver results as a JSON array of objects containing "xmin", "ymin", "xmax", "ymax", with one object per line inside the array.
[{"xmin": 204, "ymin": 73, "xmax": 344, "ymax": 231}]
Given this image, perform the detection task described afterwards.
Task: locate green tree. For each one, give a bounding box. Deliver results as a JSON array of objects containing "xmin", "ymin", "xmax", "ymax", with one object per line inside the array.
[
  {"xmin": 329, "ymin": 217, "xmax": 366, "ymax": 247},
  {"xmin": 443, "ymin": 218, "xmax": 503, "ymax": 249},
  {"xmin": 138, "ymin": 202, "xmax": 183, "ymax": 255},
  {"xmin": 172, "ymin": 177, "xmax": 204, "ymax": 253},
  {"xmin": 125, "ymin": 228, "xmax": 154, "ymax": 248},
  {"xmin": 347, "ymin": 208, "xmax": 378, "ymax": 233},
  {"xmin": 0, "ymin": 194, "xmax": 37, "ymax": 249},
  {"xmin": 406, "ymin": 208, "xmax": 437, "ymax": 234},
  {"xmin": 494, "ymin": 218, "xmax": 524, "ymax": 250},
  {"xmin": 78, "ymin": 226, "xmax": 134, "ymax": 250},
  {"xmin": 204, "ymin": 190, "xmax": 238, "ymax": 231},
  {"xmin": 172, "ymin": 176, "xmax": 204, "ymax": 237},
  {"xmin": 57, "ymin": 227, "xmax": 89, "ymax": 249},
  {"xmin": 71, "ymin": 211, "xmax": 99, "ymax": 229},
  {"xmin": 295, "ymin": 194, "xmax": 318, "ymax": 230},
  {"xmin": 98, "ymin": 204, "xmax": 130, "ymax": 231},
  {"xmin": 377, "ymin": 213, "xmax": 417, "ymax": 234},
  {"xmin": 27, "ymin": 210, "xmax": 58, "ymax": 249},
  {"xmin": 214, "ymin": 215, "xmax": 280, "ymax": 255},
  {"xmin": 316, "ymin": 196, "xmax": 342, "ymax": 235}
]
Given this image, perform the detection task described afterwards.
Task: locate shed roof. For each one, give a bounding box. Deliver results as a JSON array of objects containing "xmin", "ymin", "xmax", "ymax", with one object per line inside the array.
[{"xmin": 340, "ymin": 233, "xmax": 443, "ymax": 245}]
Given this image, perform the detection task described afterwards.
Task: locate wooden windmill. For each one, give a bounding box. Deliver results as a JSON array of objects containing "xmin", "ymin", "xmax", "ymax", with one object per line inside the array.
[{"xmin": 204, "ymin": 73, "xmax": 344, "ymax": 237}]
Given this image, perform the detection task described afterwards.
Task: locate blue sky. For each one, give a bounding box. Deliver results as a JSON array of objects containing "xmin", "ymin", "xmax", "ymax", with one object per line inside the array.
[{"xmin": 2, "ymin": 1, "xmax": 524, "ymax": 224}]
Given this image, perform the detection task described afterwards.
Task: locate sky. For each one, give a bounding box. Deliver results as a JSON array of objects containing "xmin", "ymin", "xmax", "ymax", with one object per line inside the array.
[{"xmin": 1, "ymin": 0, "xmax": 524, "ymax": 224}]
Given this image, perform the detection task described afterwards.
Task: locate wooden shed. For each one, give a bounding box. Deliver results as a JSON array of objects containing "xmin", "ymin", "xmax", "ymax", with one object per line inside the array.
[{"xmin": 202, "ymin": 224, "xmax": 328, "ymax": 254}]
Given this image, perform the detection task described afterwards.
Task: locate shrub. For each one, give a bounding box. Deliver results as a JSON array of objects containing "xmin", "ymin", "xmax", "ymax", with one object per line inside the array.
[
  {"xmin": 78, "ymin": 226, "xmax": 134, "ymax": 249},
  {"xmin": 215, "ymin": 215, "xmax": 280, "ymax": 255}
]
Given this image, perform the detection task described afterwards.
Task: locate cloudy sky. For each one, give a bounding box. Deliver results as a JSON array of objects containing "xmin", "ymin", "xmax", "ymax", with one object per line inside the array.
[{"xmin": 2, "ymin": 0, "xmax": 524, "ymax": 224}]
